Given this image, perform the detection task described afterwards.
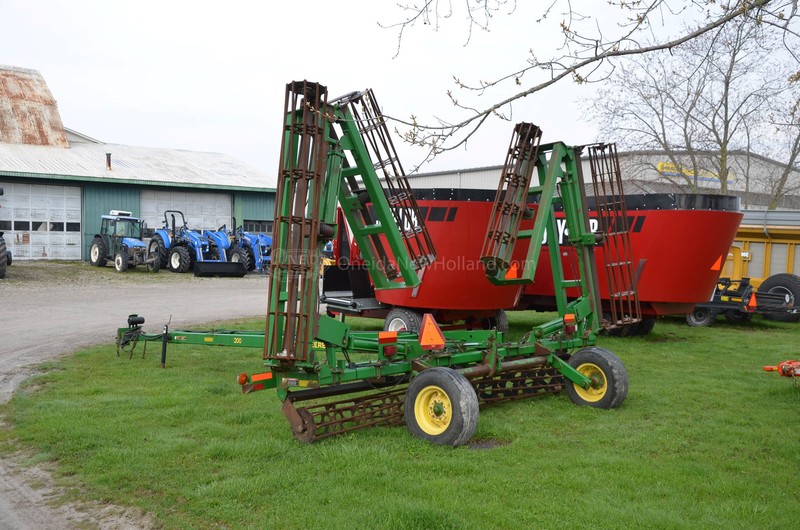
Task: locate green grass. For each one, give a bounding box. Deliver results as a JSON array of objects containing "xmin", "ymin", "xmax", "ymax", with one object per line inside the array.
[{"xmin": 2, "ymin": 312, "xmax": 799, "ymax": 529}]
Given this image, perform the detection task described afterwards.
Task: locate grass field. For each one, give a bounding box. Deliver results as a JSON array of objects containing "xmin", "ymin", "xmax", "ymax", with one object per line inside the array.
[{"xmin": 1, "ymin": 312, "xmax": 799, "ymax": 529}]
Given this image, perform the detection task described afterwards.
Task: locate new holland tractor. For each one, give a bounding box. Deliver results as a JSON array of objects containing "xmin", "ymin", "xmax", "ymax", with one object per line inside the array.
[
  {"xmin": 117, "ymin": 81, "xmax": 630, "ymax": 446},
  {"xmin": 89, "ymin": 211, "xmax": 160, "ymax": 272},
  {"xmin": 148, "ymin": 210, "xmax": 247, "ymax": 277},
  {"xmin": 230, "ymin": 222, "xmax": 272, "ymax": 273}
]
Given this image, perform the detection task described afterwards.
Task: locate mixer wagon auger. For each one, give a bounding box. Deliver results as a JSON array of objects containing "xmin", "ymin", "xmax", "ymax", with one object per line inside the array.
[{"xmin": 117, "ymin": 81, "xmax": 629, "ymax": 446}]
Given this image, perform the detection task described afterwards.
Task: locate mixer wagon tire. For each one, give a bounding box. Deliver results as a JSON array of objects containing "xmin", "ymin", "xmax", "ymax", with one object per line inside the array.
[
  {"xmin": 404, "ymin": 367, "xmax": 478, "ymax": 446},
  {"xmin": 114, "ymin": 248, "xmax": 129, "ymax": 272},
  {"xmin": 384, "ymin": 308, "xmax": 423, "ymax": 333},
  {"xmin": 635, "ymin": 318, "xmax": 656, "ymax": 335},
  {"xmin": 487, "ymin": 309, "xmax": 509, "ymax": 332},
  {"xmin": 686, "ymin": 307, "xmax": 713, "ymax": 327},
  {"xmin": 760, "ymin": 273, "xmax": 800, "ymax": 323},
  {"xmin": 169, "ymin": 246, "xmax": 192, "ymax": 273},
  {"xmin": 89, "ymin": 237, "xmax": 107, "ymax": 267},
  {"xmin": 564, "ymin": 347, "xmax": 628, "ymax": 409},
  {"xmin": 149, "ymin": 235, "xmax": 169, "ymax": 269}
]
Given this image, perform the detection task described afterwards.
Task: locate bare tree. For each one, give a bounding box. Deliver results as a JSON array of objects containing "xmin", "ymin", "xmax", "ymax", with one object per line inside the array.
[
  {"xmin": 381, "ymin": 1, "xmax": 800, "ymax": 165},
  {"xmin": 585, "ymin": 18, "xmax": 785, "ymax": 199},
  {"xmin": 757, "ymin": 81, "xmax": 800, "ymax": 208}
]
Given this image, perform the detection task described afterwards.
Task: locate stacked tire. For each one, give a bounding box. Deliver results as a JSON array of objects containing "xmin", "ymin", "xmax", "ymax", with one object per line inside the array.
[{"xmin": 760, "ymin": 273, "xmax": 800, "ymax": 323}]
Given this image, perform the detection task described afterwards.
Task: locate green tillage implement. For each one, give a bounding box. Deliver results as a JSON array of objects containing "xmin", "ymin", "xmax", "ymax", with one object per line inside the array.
[{"xmin": 117, "ymin": 81, "xmax": 630, "ymax": 446}]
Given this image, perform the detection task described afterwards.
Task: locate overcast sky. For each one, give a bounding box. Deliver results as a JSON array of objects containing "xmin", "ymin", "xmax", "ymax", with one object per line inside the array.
[{"xmin": 1, "ymin": 0, "xmax": 600, "ymax": 184}]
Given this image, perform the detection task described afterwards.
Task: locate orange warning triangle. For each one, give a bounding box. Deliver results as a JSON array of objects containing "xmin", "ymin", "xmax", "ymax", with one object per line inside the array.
[
  {"xmin": 419, "ymin": 313, "xmax": 446, "ymax": 350},
  {"xmin": 505, "ymin": 262, "xmax": 520, "ymax": 280},
  {"xmin": 748, "ymin": 292, "xmax": 757, "ymax": 310},
  {"xmin": 710, "ymin": 255, "xmax": 722, "ymax": 271}
]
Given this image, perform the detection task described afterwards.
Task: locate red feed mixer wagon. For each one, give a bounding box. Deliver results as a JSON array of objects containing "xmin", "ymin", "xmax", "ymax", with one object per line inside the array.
[{"xmin": 323, "ymin": 189, "xmax": 743, "ymax": 335}]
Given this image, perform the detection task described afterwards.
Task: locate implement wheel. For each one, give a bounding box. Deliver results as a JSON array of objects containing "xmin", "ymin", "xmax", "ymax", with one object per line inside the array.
[
  {"xmin": 404, "ymin": 367, "xmax": 478, "ymax": 446},
  {"xmin": 565, "ymin": 347, "xmax": 628, "ymax": 409},
  {"xmin": 686, "ymin": 307, "xmax": 714, "ymax": 327},
  {"xmin": 384, "ymin": 308, "xmax": 422, "ymax": 333}
]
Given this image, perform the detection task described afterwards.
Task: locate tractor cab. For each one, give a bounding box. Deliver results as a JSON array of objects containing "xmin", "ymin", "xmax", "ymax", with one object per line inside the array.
[{"xmin": 99, "ymin": 211, "xmax": 146, "ymax": 252}]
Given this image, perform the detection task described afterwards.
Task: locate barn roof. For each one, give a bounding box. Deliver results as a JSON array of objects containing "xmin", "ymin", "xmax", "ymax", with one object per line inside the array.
[{"xmin": 0, "ymin": 141, "xmax": 274, "ymax": 190}]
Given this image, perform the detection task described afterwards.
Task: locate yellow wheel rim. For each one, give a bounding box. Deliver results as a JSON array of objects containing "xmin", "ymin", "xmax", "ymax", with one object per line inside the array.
[
  {"xmin": 414, "ymin": 385, "xmax": 452, "ymax": 435},
  {"xmin": 573, "ymin": 362, "xmax": 607, "ymax": 403}
]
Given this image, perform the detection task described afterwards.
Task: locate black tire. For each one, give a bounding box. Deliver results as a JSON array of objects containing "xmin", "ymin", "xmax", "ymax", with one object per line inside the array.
[
  {"xmin": 564, "ymin": 347, "xmax": 628, "ymax": 409},
  {"xmin": 724, "ymin": 309, "xmax": 752, "ymax": 323},
  {"xmin": 148, "ymin": 234, "xmax": 169, "ymax": 269},
  {"xmin": 486, "ymin": 309, "xmax": 509, "ymax": 333},
  {"xmin": 244, "ymin": 246, "xmax": 256, "ymax": 271},
  {"xmin": 229, "ymin": 246, "xmax": 251, "ymax": 270},
  {"xmin": 169, "ymin": 245, "xmax": 192, "ymax": 273},
  {"xmin": 146, "ymin": 253, "xmax": 161, "ymax": 273},
  {"xmin": 89, "ymin": 237, "xmax": 107, "ymax": 267},
  {"xmin": 114, "ymin": 248, "xmax": 129, "ymax": 272},
  {"xmin": 686, "ymin": 307, "xmax": 714, "ymax": 327},
  {"xmin": 384, "ymin": 308, "xmax": 423, "ymax": 332},
  {"xmin": 635, "ymin": 318, "xmax": 657, "ymax": 335},
  {"xmin": 404, "ymin": 367, "xmax": 479, "ymax": 446},
  {"xmin": 760, "ymin": 273, "xmax": 800, "ymax": 323},
  {"xmin": 0, "ymin": 236, "xmax": 6, "ymax": 279}
]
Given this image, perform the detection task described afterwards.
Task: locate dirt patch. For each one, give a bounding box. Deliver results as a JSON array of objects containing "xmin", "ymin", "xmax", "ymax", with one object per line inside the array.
[
  {"xmin": 0, "ymin": 259, "xmax": 269, "ymax": 529},
  {"xmin": 466, "ymin": 438, "xmax": 511, "ymax": 450}
]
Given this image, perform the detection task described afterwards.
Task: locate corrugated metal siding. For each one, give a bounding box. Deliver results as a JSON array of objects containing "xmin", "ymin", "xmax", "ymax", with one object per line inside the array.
[
  {"xmin": 82, "ymin": 183, "xmax": 140, "ymax": 259},
  {"xmin": 0, "ymin": 65, "xmax": 69, "ymax": 147},
  {"xmin": 234, "ymin": 191, "xmax": 275, "ymax": 224}
]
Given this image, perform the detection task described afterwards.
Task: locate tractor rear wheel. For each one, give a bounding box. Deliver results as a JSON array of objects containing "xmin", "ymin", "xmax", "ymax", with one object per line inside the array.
[
  {"xmin": 148, "ymin": 235, "xmax": 168, "ymax": 269},
  {"xmin": 169, "ymin": 246, "xmax": 192, "ymax": 273},
  {"xmin": 89, "ymin": 237, "xmax": 107, "ymax": 267},
  {"xmin": 564, "ymin": 347, "xmax": 628, "ymax": 409},
  {"xmin": 384, "ymin": 308, "xmax": 423, "ymax": 333},
  {"xmin": 114, "ymin": 248, "xmax": 129, "ymax": 272},
  {"xmin": 760, "ymin": 273, "xmax": 800, "ymax": 323},
  {"xmin": 404, "ymin": 367, "xmax": 478, "ymax": 446},
  {"xmin": 229, "ymin": 246, "xmax": 251, "ymax": 270},
  {"xmin": 686, "ymin": 307, "xmax": 714, "ymax": 327}
]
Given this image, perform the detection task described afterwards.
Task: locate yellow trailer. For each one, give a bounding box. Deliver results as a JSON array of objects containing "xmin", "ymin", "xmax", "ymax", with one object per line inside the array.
[{"xmin": 723, "ymin": 210, "xmax": 800, "ymax": 323}]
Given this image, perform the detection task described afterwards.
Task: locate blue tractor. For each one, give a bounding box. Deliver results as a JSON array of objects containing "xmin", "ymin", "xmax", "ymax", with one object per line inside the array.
[
  {"xmin": 89, "ymin": 210, "xmax": 160, "ymax": 272},
  {"xmin": 229, "ymin": 224, "xmax": 272, "ymax": 273},
  {"xmin": 148, "ymin": 210, "xmax": 247, "ymax": 277}
]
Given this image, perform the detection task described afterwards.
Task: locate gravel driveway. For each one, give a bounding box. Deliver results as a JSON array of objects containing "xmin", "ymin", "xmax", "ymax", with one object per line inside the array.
[{"xmin": 0, "ymin": 260, "xmax": 270, "ymax": 529}]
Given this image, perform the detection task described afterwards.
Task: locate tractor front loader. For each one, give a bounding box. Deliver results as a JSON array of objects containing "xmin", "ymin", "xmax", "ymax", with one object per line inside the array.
[
  {"xmin": 119, "ymin": 81, "xmax": 629, "ymax": 446},
  {"xmin": 149, "ymin": 210, "xmax": 247, "ymax": 277}
]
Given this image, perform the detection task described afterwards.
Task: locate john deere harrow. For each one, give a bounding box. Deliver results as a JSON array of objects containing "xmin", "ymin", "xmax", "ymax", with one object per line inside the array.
[{"xmin": 118, "ymin": 80, "xmax": 630, "ymax": 446}]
